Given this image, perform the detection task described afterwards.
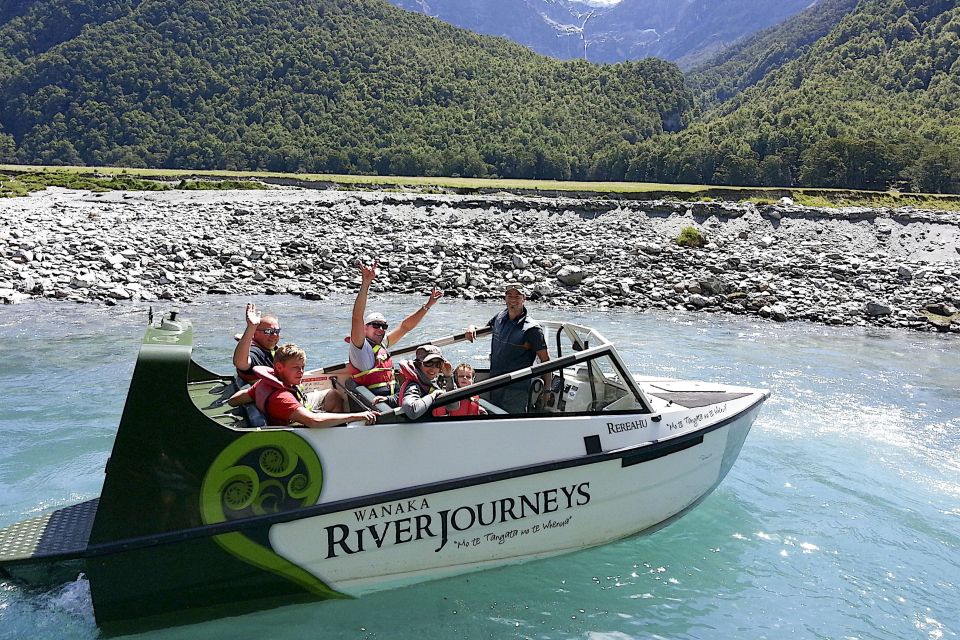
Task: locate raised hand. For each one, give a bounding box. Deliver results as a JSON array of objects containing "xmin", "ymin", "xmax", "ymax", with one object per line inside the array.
[
  {"xmin": 426, "ymin": 286, "xmax": 444, "ymax": 308},
  {"xmin": 245, "ymin": 303, "xmax": 261, "ymax": 328},
  {"xmin": 359, "ymin": 260, "xmax": 378, "ymax": 284}
]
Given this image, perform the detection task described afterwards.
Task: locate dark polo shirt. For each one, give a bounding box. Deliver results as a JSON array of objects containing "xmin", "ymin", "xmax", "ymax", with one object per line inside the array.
[
  {"xmin": 487, "ymin": 307, "xmax": 547, "ymax": 377},
  {"xmin": 237, "ymin": 342, "xmax": 275, "ymax": 383}
]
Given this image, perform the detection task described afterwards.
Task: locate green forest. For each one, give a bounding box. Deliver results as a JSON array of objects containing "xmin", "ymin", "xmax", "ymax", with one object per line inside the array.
[
  {"xmin": 0, "ymin": 0, "xmax": 957, "ymax": 192},
  {"xmin": 646, "ymin": 0, "xmax": 960, "ymax": 193}
]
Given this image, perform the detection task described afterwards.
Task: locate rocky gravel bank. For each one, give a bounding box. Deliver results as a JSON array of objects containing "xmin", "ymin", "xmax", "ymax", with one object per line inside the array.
[{"xmin": 1, "ymin": 187, "xmax": 958, "ymax": 332}]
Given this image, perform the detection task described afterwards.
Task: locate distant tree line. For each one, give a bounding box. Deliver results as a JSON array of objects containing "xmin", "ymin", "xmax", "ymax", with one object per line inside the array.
[
  {"xmin": 0, "ymin": 0, "xmax": 691, "ymax": 181},
  {"xmin": 0, "ymin": 0, "xmax": 957, "ymax": 192}
]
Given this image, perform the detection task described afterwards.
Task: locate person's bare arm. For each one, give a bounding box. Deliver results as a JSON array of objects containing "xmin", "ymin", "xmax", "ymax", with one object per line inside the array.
[
  {"xmin": 537, "ymin": 347, "xmax": 553, "ymax": 386},
  {"xmin": 388, "ymin": 286, "xmax": 443, "ymax": 345},
  {"xmin": 351, "ymin": 262, "xmax": 377, "ymax": 349},
  {"xmin": 290, "ymin": 407, "xmax": 378, "ymax": 428},
  {"xmin": 232, "ymin": 303, "xmax": 261, "ymax": 370},
  {"xmin": 227, "ymin": 388, "xmax": 254, "ymax": 407}
]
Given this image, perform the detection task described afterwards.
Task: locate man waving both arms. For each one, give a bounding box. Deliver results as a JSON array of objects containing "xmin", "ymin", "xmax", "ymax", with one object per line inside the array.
[{"xmin": 346, "ymin": 260, "xmax": 444, "ymax": 400}]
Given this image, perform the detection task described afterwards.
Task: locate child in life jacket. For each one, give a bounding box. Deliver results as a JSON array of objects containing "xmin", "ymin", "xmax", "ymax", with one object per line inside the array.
[
  {"xmin": 396, "ymin": 346, "xmax": 487, "ymax": 420},
  {"xmin": 228, "ymin": 343, "xmax": 377, "ymax": 428},
  {"xmin": 445, "ymin": 363, "xmax": 486, "ymax": 417}
]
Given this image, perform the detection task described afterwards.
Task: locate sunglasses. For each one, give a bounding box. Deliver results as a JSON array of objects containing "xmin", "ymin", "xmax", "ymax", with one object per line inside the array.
[
  {"xmin": 367, "ymin": 322, "xmax": 388, "ymax": 330},
  {"xmin": 258, "ymin": 328, "xmax": 282, "ymax": 336},
  {"xmin": 422, "ymin": 359, "xmax": 443, "ymax": 367}
]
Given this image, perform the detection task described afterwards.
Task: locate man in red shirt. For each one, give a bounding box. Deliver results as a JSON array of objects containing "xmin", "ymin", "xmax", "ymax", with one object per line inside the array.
[{"xmin": 230, "ymin": 344, "xmax": 377, "ymax": 428}]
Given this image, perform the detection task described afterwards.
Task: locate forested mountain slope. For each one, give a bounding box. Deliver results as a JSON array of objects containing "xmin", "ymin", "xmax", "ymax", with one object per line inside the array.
[
  {"xmin": 687, "ymin": 0, "xmax": 860, "ymax": 109},
  {"xmin": 621, "ymin": 0, "xmax": 960, "ymax": 193},
  {"xmin": 0, "ymin": 0, "xmax": 146, "ymax": 77},
  {"xmin": 0, "ymin": 0, "xmax": 957, "ymax": 193},
  {"xmin": 0, "ymin": 0, "xmax": 692, "ymax": 178}
]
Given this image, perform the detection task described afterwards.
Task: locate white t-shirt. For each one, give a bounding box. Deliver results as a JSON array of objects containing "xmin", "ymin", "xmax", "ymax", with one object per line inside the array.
[{"xmin": 349, "ymin": 336, "xmax": 391, "ymax": 371}]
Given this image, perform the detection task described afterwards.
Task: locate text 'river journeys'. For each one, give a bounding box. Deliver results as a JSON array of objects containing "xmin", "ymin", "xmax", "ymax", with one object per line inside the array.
[{"xmin": 324, "ymin": 482, "xmax": 591, "ymax": 557}]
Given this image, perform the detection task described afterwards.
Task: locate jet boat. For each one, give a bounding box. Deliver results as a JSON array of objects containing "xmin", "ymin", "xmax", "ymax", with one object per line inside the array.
[{"xmin": 0, "ymin": 310, "xmax": 769, "ymax": 632}]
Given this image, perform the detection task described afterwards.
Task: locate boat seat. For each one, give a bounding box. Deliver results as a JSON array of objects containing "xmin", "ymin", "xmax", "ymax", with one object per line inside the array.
[
  {"xmin": 477, "ymin": 399, "xmax": 507, "ymax": 415},
  {"xmin": 340, "ymin": 378, "xmax": 394, "ymax": 414}
]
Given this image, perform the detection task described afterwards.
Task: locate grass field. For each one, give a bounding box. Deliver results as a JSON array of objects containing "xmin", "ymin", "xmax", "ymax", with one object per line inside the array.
[{"xmin": 2, "ymin": 163, "xmax": 959, "ymax": 211}]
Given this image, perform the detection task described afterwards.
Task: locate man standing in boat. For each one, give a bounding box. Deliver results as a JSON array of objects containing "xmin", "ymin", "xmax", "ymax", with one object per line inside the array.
[
  {"xmin": 346, "ymin": 260, "xmax": 443, "ymax": 398},
  {"xmin": 229, "ymin": 344, "xmax": 377, "ymax": 428},
  {"xmin": 466, "ymin": 283, "xmax": 550, "ymax": 413}
]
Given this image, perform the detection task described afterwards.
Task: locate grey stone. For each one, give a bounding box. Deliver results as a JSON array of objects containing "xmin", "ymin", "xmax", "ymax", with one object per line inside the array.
[
  {"xmin": 865, "ymin": 301, "xmax": 893, "ymax": 316},
  {"xmin": 688, "ymin": 294, "xmax": 710, "ymax": 308},
  {"xmin": 107, "ymin": 286, "xmax": 132, "ymax": 300},
  {"xmin": 556, "ymin": 265, "xmax": 584, "ymax": 286},
  {"xmin": 770, "ymin": 303, "xmax": 788, "ymax": 322}
]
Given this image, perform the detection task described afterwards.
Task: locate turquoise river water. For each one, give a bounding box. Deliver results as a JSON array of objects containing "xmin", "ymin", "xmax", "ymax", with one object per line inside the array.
[{"xmin": 0, "ymin": 295, "xmax": 957, "ymax": 640}]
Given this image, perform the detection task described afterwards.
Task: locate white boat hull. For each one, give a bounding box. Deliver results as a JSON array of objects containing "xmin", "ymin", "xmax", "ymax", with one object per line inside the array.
[{"xmin": 268, "ymin": 398, "xmax": 763, "ymax": 595}]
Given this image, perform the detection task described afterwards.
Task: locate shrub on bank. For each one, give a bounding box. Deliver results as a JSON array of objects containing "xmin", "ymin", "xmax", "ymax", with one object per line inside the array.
[{"xmin": 677, "ymin": 226, "xmax": 706, "ymax": 247}]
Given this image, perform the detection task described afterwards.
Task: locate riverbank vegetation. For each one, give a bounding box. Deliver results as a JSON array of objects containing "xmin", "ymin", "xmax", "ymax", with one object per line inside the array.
[{"xmin": 4, "ymin": 165, "xmax": 960, "ymax": 211}]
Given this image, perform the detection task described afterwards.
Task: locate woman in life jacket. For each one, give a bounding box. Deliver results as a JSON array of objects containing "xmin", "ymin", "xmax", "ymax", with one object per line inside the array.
[{"xmin": 395, "ymin": 344, "xmax": 451, "ymax": 419}]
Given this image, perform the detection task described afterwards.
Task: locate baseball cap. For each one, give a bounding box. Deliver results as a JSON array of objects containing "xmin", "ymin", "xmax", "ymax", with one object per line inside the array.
[
  {"xmin": 416, "ymin": 344, "xmax": 444, "ymax": 364},
  {"xmin": 505, "ymin": 282, "xmax": 529, "ymax": 295},
  {"xmin": 364, "ymin": 311, "xmax": 387, "ymax": 325}
]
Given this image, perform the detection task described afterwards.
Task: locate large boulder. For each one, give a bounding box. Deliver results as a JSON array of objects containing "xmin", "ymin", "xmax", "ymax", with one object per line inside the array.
[
  {"xmin": 865, "ymin": 301, "xmax": 893, "ymax": 316},
  {"xmin": 556, "ymin": 265, "xmax": 584, "ymax": 286}
]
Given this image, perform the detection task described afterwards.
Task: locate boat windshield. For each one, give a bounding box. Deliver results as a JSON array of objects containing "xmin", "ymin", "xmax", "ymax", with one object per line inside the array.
[{"xmin": 330, "ymin": 320, "xmax": 653, "ymax": 420}]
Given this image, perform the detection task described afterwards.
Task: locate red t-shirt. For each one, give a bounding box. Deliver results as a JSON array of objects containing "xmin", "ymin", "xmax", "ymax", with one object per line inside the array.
[{"xmin": 245, "ymin": 381, "xmax": 302, "ymax": 426}]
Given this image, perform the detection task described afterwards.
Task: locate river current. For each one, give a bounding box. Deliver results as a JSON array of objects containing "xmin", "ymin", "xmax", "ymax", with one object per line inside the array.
[{"xmin": 0, "ymin": 295, "xmax": 957, "ymax": 640}]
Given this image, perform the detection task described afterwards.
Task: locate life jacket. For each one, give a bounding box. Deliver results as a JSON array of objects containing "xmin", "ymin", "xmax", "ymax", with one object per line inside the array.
[
  {"xmin": 345, "ymin": 337, "xmax": 395, "ymax": 395},
  {"xmin": 396, "ymin": 361, "xmax": 480, "ymax": 418},
  {"xmin": 251, "ymin": 366, "xmax": 307, "ymax": 426},
  {"xmin": 444, "ymin": 394, "xmax": 483, "ymax": 417}
]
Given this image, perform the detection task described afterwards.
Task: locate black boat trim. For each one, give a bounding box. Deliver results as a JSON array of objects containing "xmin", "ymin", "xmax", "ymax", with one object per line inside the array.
[
  {"xmin": 622, "ymin": 435, "xmax": 703, "ymax": 467},
  {"xmin": 583, "ymin": 435, "xmax": 601, "ymax": 455},
  {"xmin": 16, "ymin": 395, "xmax": 765, "ymax": 565}
]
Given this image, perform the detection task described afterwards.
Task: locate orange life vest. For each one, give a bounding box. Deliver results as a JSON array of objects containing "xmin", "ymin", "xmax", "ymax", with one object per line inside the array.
[
  {"xmin": 396, "ymin": 361, "xmax": 481, "ymax": 418},
  {"xmin": 345, "ymin": 338, "xmax": 395, "ymax": 395},
  {"xmin": 443, "ymin": 395, "xmax": 483, "ymax": 416},
  {"xmin": 251, "ymin": 366, "xmax": 308, "ymax": 426}
]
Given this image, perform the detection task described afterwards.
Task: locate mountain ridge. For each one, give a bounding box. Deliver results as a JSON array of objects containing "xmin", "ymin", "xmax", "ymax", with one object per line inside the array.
[
  {"xmin": 631, "ymin": 0, "xmax": 960, "ymax": 192},
  {"xmin": 0, "ymin": 0, "xmax": 956, "ymax": 192},
  {"xmin": 387, "ymin": 0, "xmax": 824, "ymax": 67}
]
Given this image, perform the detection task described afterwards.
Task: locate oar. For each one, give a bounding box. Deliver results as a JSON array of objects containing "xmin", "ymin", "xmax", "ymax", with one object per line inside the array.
[{"xmin": 314, "ymin": 326, "xmax": 492, "ymax": 374}]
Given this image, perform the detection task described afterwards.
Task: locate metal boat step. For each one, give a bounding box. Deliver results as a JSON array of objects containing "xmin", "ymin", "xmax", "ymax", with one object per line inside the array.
[{"xmin": 0, "ymin": 498, "xmax": 98, "ymax": 562}]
